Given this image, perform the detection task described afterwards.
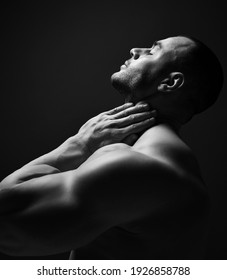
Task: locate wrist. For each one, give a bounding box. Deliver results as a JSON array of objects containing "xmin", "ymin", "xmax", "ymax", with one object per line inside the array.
[
  {"xmin": 55, "ymin": 134, "xmax": 91, "ymax": 171},
  {"xmin": 66, "ymin": 134, "xmax": 91, "ymax": 159}
]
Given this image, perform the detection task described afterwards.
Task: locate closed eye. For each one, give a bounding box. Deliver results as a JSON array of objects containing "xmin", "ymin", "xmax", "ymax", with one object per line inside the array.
[
  {"xmin": 149, "ymin": 41, "xmax": 161, "ymax": 54},
  {"xmin": 149, "ymin": 46, "xmax": 157, "ymax": 54}
]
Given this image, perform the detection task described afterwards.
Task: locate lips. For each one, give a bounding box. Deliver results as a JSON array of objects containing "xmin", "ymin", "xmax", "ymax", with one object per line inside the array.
[
  {"xmin": 120, "ymin": 61, "xmax": 129, "ymax": 69},
  {"xmin": 120, "ymin": 64, "xmax": 127, "ymax": 70},
  {"xmin": 120, "ymin": 59, "xmax": 131, "ymax": 70},
  {"xmin": 124, "ymin": 61, "xmax": 129, "ymax": 67}
]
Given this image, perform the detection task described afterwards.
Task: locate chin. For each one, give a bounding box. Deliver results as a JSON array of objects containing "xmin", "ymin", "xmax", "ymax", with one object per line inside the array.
[
  {"xmin": 110, "ymin": 71, "xmax": 122, "ymax": 86},
  {"xmin": 110, "ymin": 71, "xmax": 118, "ymax": 84},
  {"xmin": 111, "ymin": 73, "xmax": 136, "ymax": 103},
  {"xmin": 110, "ymin": 70, "xmax": 132, "ymax": 94},
  {"xmin": 111, "ymin": 72, "xmax": 124, "ymax": 91}
]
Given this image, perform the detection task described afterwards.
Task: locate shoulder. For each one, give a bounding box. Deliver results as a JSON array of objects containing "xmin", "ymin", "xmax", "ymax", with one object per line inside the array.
[
  {"xmin": 75, "ymin": 143, "xmax": 177, "ymax": 185},
  {"xmin": 74, "ymin": 142, "xmax": 204, "ymax": 195},
  {"xmin": 66, "ymin": 143, "xmax": 207, "ymax": 225}
]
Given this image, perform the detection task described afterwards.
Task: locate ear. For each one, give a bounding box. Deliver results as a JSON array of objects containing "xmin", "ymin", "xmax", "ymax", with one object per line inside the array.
[{"xmin": 157, "ymin": 72, "xmax": 184, "ymax": 93}]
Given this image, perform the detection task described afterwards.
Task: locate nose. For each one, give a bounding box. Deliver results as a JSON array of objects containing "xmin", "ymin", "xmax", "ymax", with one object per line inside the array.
[
  {"xmin": 130, "ymin": 48, "xmax": 148, "ymax": 59},
  {"xmin": 130, "ymin": 48, "xmax": 141, "ymax": 59}
]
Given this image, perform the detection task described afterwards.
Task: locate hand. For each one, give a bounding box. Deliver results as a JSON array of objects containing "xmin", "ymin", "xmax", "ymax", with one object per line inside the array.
[{"xmin": 76, "ymin": 102, "xmax": 157, "ymax": 155}]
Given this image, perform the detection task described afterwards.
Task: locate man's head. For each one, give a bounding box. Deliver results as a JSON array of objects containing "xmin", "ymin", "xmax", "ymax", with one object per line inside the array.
[{"xmin": 111, "ymin": 35, "xmax": 223, "ymax": 124}]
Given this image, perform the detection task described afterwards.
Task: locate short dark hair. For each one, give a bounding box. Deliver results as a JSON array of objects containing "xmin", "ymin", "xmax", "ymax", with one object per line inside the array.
[{"xmin": 178, "ymin": 35, "xmax": 224, "ymax": 114}]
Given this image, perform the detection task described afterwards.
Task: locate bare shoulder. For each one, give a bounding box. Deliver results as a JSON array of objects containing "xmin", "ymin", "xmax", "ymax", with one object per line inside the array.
[
  {"xmin": 77, "ymin": 142, "xmax": 205, "ymax": 195},
  {"xmin": 68, "ymin": 143, "xmax": 209, "ymax": 226},
  {"xmin": 77, "ymin": 143, "xmax": 177, "ymax": 178}
]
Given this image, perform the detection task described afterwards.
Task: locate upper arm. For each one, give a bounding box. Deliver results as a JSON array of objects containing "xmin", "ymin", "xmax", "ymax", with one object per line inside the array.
[
  {"xmin": 67, "ymin": 148, "xmax": 210, "ymax": 233},
  {"xmin": 0, "ymin": 164, "xmax": 60, "ymax": 189},
  {"xmin": 70, "ymin": 151, "xmax": 196, "ymax": 226},
  {"xmin": 0, "ymin": 151, "xmax": 197, "ymax": 256}
]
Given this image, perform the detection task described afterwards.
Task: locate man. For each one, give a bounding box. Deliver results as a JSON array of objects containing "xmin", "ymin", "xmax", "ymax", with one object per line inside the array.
[{"xmin": 0, "ymin": 35, "xmax": 223, "ymax": 259}]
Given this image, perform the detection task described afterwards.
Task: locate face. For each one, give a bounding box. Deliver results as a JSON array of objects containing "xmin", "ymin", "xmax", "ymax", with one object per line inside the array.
[{"xmin": 111, "ymin": 36, "xmax": 194, "ymax": 103}]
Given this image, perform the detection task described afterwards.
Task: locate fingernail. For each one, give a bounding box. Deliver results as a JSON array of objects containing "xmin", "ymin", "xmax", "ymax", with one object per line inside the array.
[
  {"xmin": 142, "ymin": 103, "xmax": 149, "ymax": 108},
  {"xmin": 137, "ymin": 101, "xmax": 147, "ymax": 105}
]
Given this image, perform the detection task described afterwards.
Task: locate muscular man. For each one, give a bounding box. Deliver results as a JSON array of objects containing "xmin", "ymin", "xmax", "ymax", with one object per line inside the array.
[{"xmin": 0, "ymin": 35, "xmax": 223, "ymax": 259}]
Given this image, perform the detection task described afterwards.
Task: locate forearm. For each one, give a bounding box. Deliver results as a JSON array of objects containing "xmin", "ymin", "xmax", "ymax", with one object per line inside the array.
[
  {"xmin": 6, "ymin": 103, "xmax": 155, "ymax": 175},
  {"xmin": 0, "ymin": 135, "xmax": 90, "ymax": 189},
  {"xmin": 25, "ymin": 135, "xmax": 90, "ymax": 172}
]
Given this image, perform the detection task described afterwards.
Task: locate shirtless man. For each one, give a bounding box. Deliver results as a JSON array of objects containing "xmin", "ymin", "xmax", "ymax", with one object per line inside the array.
[{"xmin": 0, "ymin": 35, "xmax": 223, "ymax": 259}]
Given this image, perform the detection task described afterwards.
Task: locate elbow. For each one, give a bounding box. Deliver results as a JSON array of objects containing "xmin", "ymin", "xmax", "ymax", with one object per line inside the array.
[
  {"xmin": 0, "ymin": 172, "xmax": 22, "ymax": 204},
  {"xmin": 0, "ymin": 169, "xmax": 24, "ymax": 190}
]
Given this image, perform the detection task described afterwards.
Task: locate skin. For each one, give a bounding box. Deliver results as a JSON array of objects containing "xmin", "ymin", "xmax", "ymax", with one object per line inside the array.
[
  {"xmin": 111, "ymin": 36, "xmax": 196, "ymax": 126},
  {"xmin": 0, "ymin": 36, "xmax": 210, "ymax": 259},
  {"xmin": 111, "ymin": 36, "xmax": 194, "ymax": 99}
]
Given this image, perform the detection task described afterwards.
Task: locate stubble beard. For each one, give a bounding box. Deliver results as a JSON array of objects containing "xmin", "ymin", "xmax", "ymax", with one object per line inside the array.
[
  {"xmin": 110, "ymin": 68, "xmax": 147, "ymax": 103},
  {"xmin": 111, "ymin": 68, "xmax": 156, "ymax": 104}
]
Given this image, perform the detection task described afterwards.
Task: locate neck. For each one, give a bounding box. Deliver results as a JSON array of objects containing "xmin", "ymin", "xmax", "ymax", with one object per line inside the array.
[
  {"xmin": 123, "ymin": 97, "xmax": 184, "ymax": 134},
  {"xmin": 156, "ymin": 115, "xmax": 182, "ymax": 135},
  {"xmin": 135, "ymin": 102, "xmax": 182, "ymax": 134}
]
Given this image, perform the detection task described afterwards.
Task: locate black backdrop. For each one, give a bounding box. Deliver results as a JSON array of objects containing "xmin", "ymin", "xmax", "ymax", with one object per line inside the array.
[{"xmin": 1, "ymin": 0, "xmax": 226, "ymax": 259}]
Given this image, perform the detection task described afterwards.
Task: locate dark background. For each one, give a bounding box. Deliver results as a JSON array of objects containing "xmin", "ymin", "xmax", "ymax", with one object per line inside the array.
[{"xmin": 1, "ymin": 0, "xmax": 226, "ymax": 259}]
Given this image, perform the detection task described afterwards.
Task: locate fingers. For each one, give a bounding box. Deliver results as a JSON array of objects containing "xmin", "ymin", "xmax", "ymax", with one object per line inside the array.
[
  {"xmin": 106, "ymin": 103, "xmax": 134, "ymax": 115},
  {"xmin": 114, "ymin": 110, "xmax": 157, "ymax": 128},
  {"xmin": 113, "ymin": 103, "xmax": 151, "ymax": 119},
  {"xmin": 120, "ymin": 117, "xmax": 156, "ymax": 136},
  {"xmin": 105, "ymin": 102, "xmax": 157, "ymax": 141}
]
